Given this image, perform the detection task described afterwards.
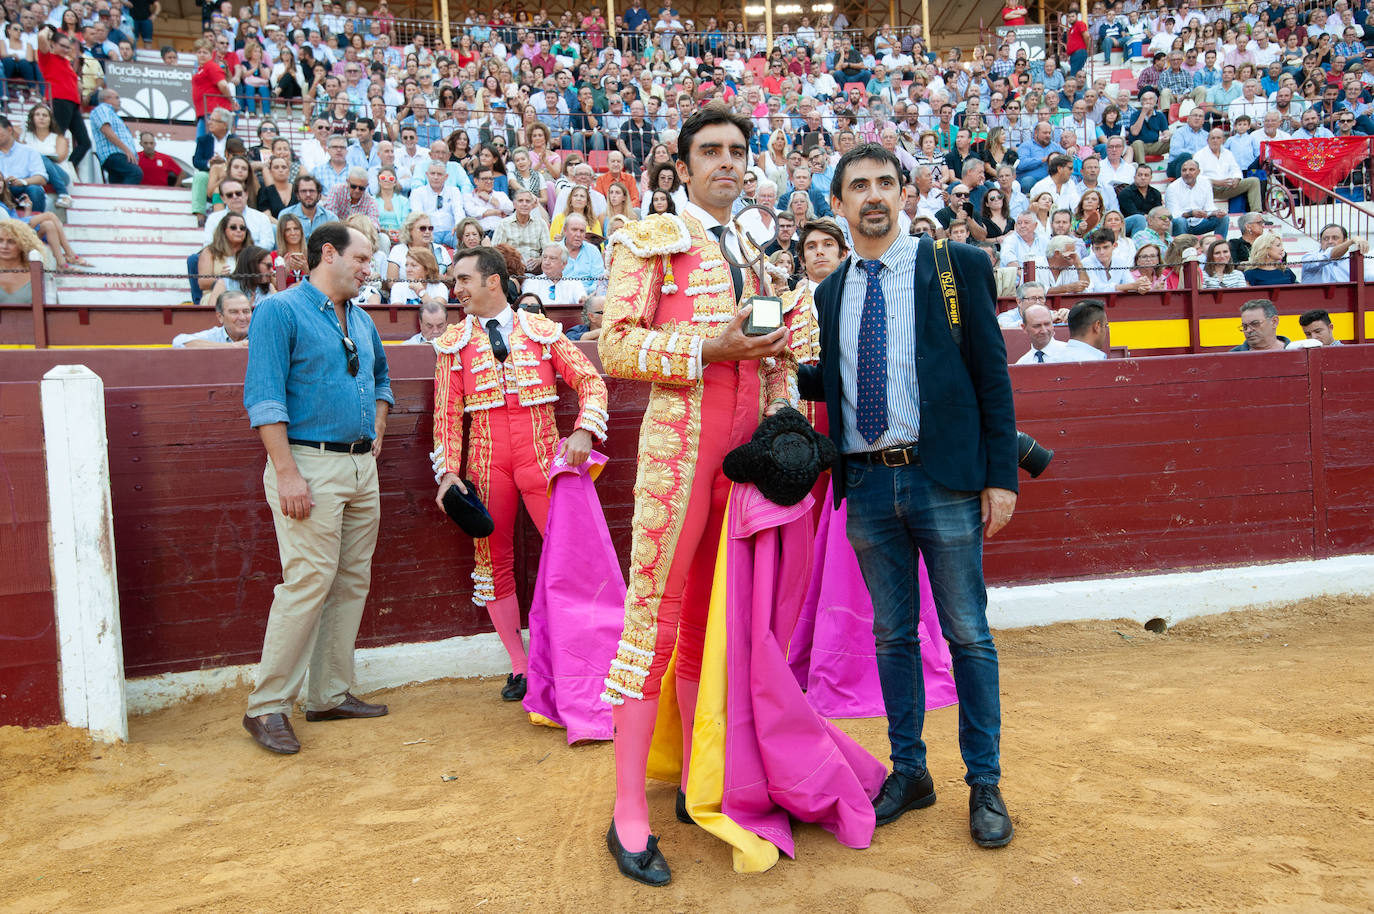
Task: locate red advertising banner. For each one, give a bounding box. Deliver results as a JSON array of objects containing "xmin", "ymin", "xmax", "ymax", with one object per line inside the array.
[{"xmin": 1262, "ymin": 138, "xmax": 1371, "ymax": 201}]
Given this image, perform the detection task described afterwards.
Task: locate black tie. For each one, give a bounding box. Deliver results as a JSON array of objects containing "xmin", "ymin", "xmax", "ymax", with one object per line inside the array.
[
  {"xmin": 1035, "ymin": 349, "xmax": 1046, "ymax": 363},
  {"xmin": 709, "ymin": 224, "xmax": 745, "ymax": 302},
  {"xmin": 486, "ymin": 318, "xmax": 508, "ymax": 363}
]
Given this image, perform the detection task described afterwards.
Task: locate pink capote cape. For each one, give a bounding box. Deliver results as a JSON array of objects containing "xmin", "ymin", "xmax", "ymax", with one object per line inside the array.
[
  {"xmin": 789, "ymin": 481, "xmax": 958, "ymax": 720},
  {"xmin": 522, "ymin": 449, "xmax": 622, "ymax": 743},
  {"xmin": 717, "ymin": 483, "xmax": 888, "ymax": 860}
]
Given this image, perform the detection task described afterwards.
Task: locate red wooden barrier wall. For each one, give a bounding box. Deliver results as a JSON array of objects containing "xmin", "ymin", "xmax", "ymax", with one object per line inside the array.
[
  {"xmin": 0, "ymin": 344, "xmax": 1370, "ymax": 692},
  {"xmin": 0, "ymin": 382, "xmax": 61, "ymax": 727}
]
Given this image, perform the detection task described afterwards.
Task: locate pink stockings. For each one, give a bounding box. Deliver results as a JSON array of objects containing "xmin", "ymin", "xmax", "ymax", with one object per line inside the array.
[
  {"xmin": 610, "ymin": 673, "xmax": 699, "ymax": 853},
  {"xmin": 485, "ymin": 595, "xmax": 528, "ymax": 675}
]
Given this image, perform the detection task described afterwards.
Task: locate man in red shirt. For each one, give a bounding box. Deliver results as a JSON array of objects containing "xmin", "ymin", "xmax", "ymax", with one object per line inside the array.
[
  {"xmin": 36, "ymin": 27, "xmax": 91, "ymax": 169},
  {"xmin": 190, "ymin": 37, "xmax": 236, "ymax": 138},
  {"xmin": 137, "ymin": 132, "xmax": 183, "ymax": 187},
  {"xmin": 1064, "ymin": 9, "xmax": 1090, "ymax": 77}
]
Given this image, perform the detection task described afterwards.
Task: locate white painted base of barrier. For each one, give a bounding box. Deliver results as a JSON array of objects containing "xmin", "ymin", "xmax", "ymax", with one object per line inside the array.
[{"xmin": 125, "ymin": 554, "xmax": 1374, "ymax": 717}]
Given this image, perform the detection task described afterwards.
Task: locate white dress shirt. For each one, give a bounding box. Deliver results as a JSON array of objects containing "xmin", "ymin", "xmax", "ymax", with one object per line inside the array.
[
  {"xmin": 462, "ymin": 189, "xmax": 514, "ymax": 233},
  {"xmin": 1191, "ymin": 145, "xmax": 1242, "ymax": 182},
  {"xmin": 1016, "ymin": 337, "xmax": 1071, "ymax": 364},
  {"xmin": 999, "ymin": 231, "xmax": 1047, "ymax": 267},
  {"xmin": 1084, "ymin": 250, "xmax": 1135, "ymax": 293},
  {"xmin": 204, "ymin": 206, "xmax": 276, "ymax": 250},
  {"xmin": 1062, "ymin": 338, "xmax": 1107, "ymax": 360},
  {"xmin": 1099, "ymin": 156, "xmax": 1137, "ymax": 187},
  {"xmin": 1028, "ymin": 176, "xmax": 1083, "ymax": 213},
  {"xmin": 409, "ymin": 184, "xmax": 464, "ymax": 234},
  {"xmin": 1164, "ymin": 174, "xmax": 1217, "ymax": 220}
]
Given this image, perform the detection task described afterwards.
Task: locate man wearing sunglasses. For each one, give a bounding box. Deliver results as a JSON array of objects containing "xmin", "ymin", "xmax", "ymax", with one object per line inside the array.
[
  {"xmin": 202, "ymin": 178, "xmax": 274, "ymax": 248},
  {"xmin": 241, "ymin": 221, "xmax": 394, "ymax": 755}
]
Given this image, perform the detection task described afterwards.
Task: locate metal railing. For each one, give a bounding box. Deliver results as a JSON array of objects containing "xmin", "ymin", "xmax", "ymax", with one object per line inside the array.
[{"xmin": 1260, "ymin": 137, "xmax": 1374, "ymax": 240}]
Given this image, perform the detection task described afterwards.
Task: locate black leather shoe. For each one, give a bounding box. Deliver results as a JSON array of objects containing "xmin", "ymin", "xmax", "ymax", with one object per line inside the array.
[
  {"xmin": 675, "ymin": 788, "xmax": 693, "ymax": 825},
  {"xmin": 969, "ymin": 783, "xmax": 1014, "ymax": 848},
  {"xmin": 500, "ymin": 673, "xmax": 526, "ymax": 702},
  {"xmin": 305, "ymin": 693, "xmax": 389, "ymax": 721},
  {"xmin": 873, "ymin": 768, "xmax": 937, "ymax": 826},
  {"xmin": 606, "ymin": 823, "xmax": 671, "ymax": 886}
]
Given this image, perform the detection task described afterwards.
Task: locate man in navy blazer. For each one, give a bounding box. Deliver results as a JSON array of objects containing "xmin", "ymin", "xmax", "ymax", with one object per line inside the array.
[{"xmin": 798, "ymin": 143, "xmax": 1019, "ymax": 849}]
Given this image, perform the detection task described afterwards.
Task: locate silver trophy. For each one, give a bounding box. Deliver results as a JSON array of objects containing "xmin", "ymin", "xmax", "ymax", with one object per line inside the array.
[{"xmin": 719, "ymin": 203, "xmax": 784, "ymax": 336}]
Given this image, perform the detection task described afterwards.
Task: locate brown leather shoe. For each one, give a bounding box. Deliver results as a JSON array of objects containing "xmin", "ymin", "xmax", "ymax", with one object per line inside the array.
[
  {"xmin": 304, "ymin": 692, "xmax": 389, "ymax": 721},
  {"xmin": 242, "ymin": 713, "xmax": 300, "ymax": 754}
]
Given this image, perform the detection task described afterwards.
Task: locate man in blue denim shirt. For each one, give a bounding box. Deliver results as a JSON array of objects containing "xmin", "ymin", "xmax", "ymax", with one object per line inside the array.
[{"xmin": 240, "ymin": 221, "xmax": 395, "ymax": 755}]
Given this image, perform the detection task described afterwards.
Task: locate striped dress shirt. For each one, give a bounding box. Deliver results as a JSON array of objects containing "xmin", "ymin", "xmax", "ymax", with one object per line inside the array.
[{"xmin": 838, "ymin": 233, "xmax": 922, "ymax": 455}]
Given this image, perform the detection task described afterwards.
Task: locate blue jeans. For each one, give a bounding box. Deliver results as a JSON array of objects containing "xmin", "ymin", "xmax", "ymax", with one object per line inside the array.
[
  {"xmin": 132, "ymin": 17, "xmax": 154, "ymax": 45},
  {"xmin": 433, "ymin": 229, "xmax": 456, "ymax": 247},
  {"xmin": 11, "ymin": 182, "xmax": 45, "ymax": 213},
  {"xmin": 101, "ymin": 151, "xmax": 143, "ymax": 185},
  {"xmin": 1181, "ymin": 216, "xmax": 1225, "ymax": 236},
  {"xmin": 40, "ymin": 156, "xmax": 69, "ymax": 195},
  {"xmin": 1123, "ymin": 214, "xmax": 1188, "ymax": 237},
  {"xmin": 239, "ymin": 84, "xmax": 271, "ymax": 115},
  {"xmin": 843, "ymin": 457, "xmax": 1002, "ymax": 786}
]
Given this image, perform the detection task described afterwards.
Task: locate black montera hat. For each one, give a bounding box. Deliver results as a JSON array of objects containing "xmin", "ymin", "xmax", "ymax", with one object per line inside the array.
[
  {"xmin": 442, "ymin": 481, "xmax": 495, "ymax": 538},
  {"xmin": 723, "ymin": 406, "xmax": 837, "ymax": 507}
]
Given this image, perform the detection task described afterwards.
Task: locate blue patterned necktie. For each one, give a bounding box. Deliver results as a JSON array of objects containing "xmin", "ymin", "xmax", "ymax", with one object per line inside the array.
[{"xmin": 856, "ymin": 259, "xmax": 889, "ymax": 445}]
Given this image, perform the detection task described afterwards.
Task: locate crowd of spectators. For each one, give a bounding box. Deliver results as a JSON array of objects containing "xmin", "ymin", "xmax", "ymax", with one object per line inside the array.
[{"xmin": 1, "ymin": 0, "xmax": 1372, "ymax": 323}]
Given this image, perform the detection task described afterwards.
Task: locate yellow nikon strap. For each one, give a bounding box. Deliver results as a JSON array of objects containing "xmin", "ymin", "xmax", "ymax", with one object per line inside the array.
[{"xmin": 933, "ymin": 237, "xmax": 962, "ymax": 347}]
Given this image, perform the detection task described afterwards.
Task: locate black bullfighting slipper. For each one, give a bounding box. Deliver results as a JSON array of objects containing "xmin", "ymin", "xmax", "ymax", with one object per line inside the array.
[
  {"xmin": 606, "ymin": 822, "xmax": 671, "ymax": 886},
  {"xmin": 675, "ymin": 788, "xmax": 694, "ymax": 825},
  {"xmin": 500, "ymin": 673, "xmax": 526, "ymax": 702}
]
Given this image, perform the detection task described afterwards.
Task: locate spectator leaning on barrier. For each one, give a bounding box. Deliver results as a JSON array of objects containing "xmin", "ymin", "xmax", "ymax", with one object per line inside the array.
[
  {"xmin": 172, "ymin": 290, "xmax": 254, "ymax": 349},
  {"xmin": 1298, "ymin": 309, "xmax": 1342, "ymax": 346},
  {"xmin": 1300, "ymin": 223, "xmax": 1372, "ymax": 284},
  {"xmin": 404, "ymin": 298, "xmax": 448, "ymax": 344},
  {"xmin": 1231, "ymin": 299, "xmax": 1289, "ymax": 352},
  {"xmin": 1062, "ymin": 299, "xmax": 1109, "ymax": 361},
  {"xmin": 88, "ymin": 89, "xmax": 142, "ymax": 185}
]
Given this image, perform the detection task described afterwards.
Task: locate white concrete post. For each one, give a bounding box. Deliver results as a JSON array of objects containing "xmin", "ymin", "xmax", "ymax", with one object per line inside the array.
[{"xmin": 41, "ymin": 365, "xmax": 128, "ymax": 743}]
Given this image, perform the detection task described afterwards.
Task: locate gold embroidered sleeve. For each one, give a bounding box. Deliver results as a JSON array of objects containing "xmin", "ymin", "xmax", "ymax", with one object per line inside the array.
[
  {"xmin": 431, "ymin": 349, "xmax": 465, "ymax": 483},
  {"xmin": 549, "ymin": 334, "xmax": 611, "ymax": 441},
  {"xmin": 598, "ymin": 245, "xmax": 704, "ymax": 387}
]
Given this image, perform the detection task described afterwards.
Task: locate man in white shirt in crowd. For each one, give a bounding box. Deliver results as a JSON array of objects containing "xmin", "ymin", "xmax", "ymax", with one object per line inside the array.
[
  {"xmin": 1029, "ymin": 154, "xmax": 1082, "ymax": 213},
  {"xmin": 1015, "ymin": 303, "xmax": 1071, "ymax": 364},
  {"xmin": 521, "ymin": 244, "xmax": 586, "ymax": 305},
  {"xmin": 404, "ymin": 299, "xmax": 448, "ymax": 344},
  {"xmin": 1164, "ymin": 159, "xmax": 1226, "ymax": 236},
  {"xmin": 204, "ymin": 178, "xmax": 275, "ymax": 248},
  {"xmin": 997, "ymin": 281, "xmax": 1070, "ymax": 328},
  {"xmin": 393, "ymin": 125, "xmax": 429, "ymax": 187},
  {"xmin": 1228, "ymin": 79, "xmax": 1269, "ymax": 122},
  {"xmin": 409, "ymin": 161, "xmax": 464, "ymax": 246},
  {"xmin": 1076, "ymin": 155, "xmax": 1119, "ymax": 213},
  {"xmin": 1099, "ymin": 135, "xmax": 1136, "ymax": 186},
  {"xmin": 912, "ymin": 165, "xmax": 945, "ymax": 219},
  {"xmin": 172, "ymin": 291, "xmax": 253, "ymax": 348},
  {"xmin": 999, "ymin": 211, "xmax": 1048, "ymax": 269},
  {"xmin": 1254, "ymin": 110, "xmax": 1292, "ymax": 144},
  {"xmin": 1300, "ymin": 223, "xmax": 1372, "ymax": 283},
  {"xmin": 298, "ymin": 118, "xmax": 332, "ymax": 176},
  {"xmin": 1061, "ymin": 299, "xmax": 1110, "ymax": 361},
  {"xmin": 1193, "ymin": 127, "xmax": 1261, "ymax": 212},
  {"xmin": 462, "ymin": 167, "xmax": 514, "ymax": 235},
  {"xmin": 1082, "ymin": 228, "xmax": 1135, "ymax": 293},
  {"xmin": 996, "ymin": 164, "xmax": 1030, "ymax": 217},
  {"xmin": 1041, "ymin": 235, "xmax": 1092, "ymax": 294}
]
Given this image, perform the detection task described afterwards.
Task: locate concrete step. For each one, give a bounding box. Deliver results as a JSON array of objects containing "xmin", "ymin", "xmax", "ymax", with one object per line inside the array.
[
  {"xmin": 52, "ymin": 288, "xmax": 190, "ymax": 306},
  {"xmin": 75, "ymin": 254, "xmax": 195, "ymax": 273},
  {"xmin": 65, "ymin": 223, "xmax": 204, "ymax": 243},
  {"xmin": 65, "ymin": 208, "xmax": 198, "ymax": 229},
  {"xmin": 71, "ymin": 184, "xmax": 191, "ymax": 205}
]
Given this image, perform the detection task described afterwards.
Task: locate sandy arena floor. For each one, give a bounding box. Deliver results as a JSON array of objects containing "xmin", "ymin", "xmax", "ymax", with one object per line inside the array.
[{"xmin": 2, "ymin": 596, "xmax": 1372, "ymax": 914}]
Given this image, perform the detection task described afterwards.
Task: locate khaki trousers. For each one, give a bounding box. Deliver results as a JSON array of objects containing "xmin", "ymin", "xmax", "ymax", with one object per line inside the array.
[
  {"xmin": 247, "ymin": 445, "xmax": 381, "ymax": 716},
  {"xmin": 1130, "ymin": 137, "xmax": 1170, "ymax": 164},
  {"xmin": 1213, "ymin": 177, "xmax": 1262, "ymax": 213}
]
